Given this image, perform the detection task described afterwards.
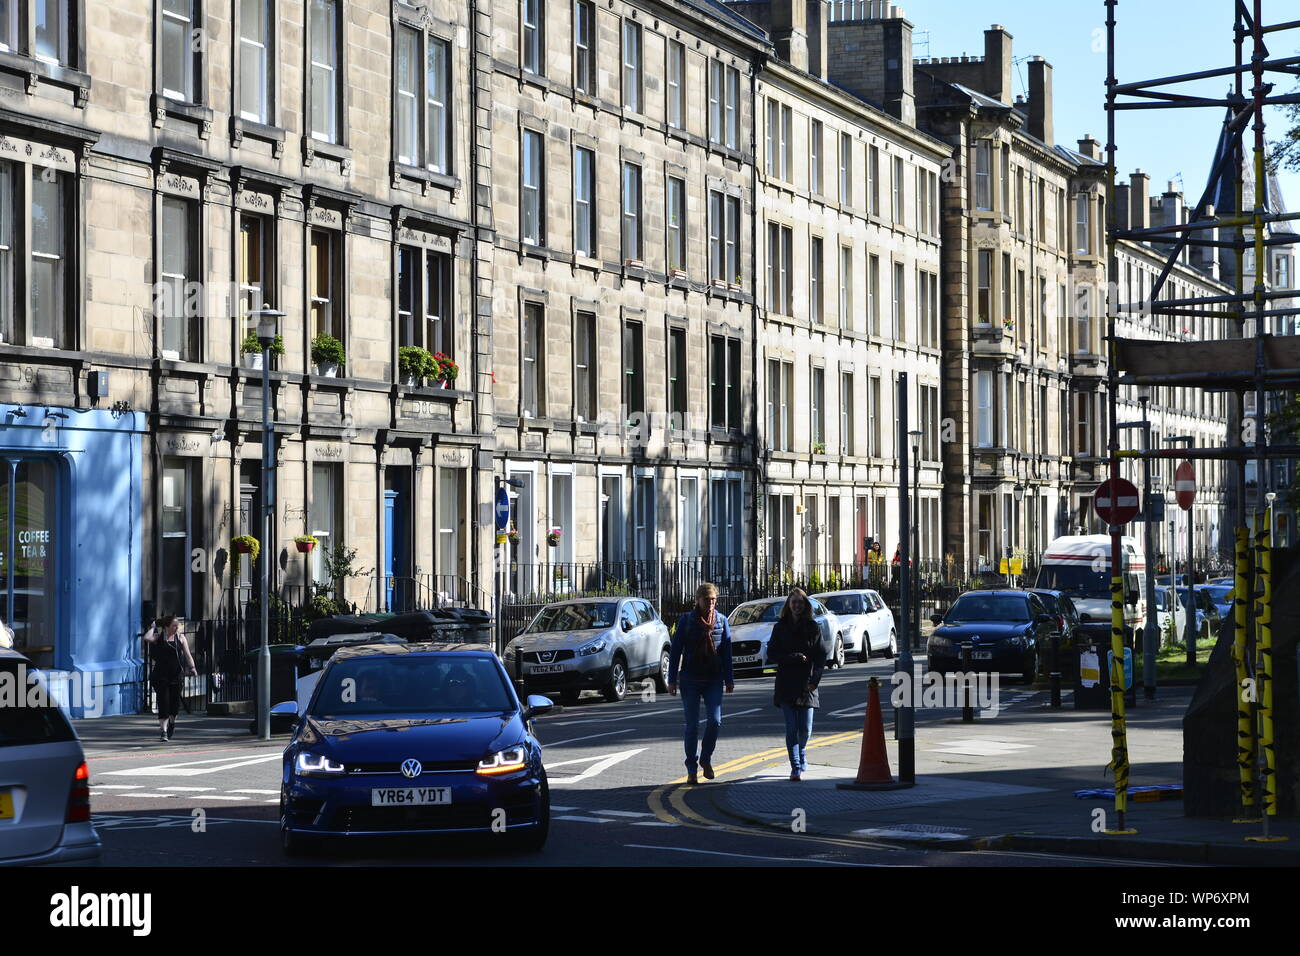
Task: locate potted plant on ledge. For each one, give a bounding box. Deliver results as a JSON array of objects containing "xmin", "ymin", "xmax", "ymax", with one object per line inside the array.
[
  {"xmin": 398, "ymin": 345, "xmax": 435, "ymax": 387},
  {"xmin": 432, "ymin": 352, "xmax": 459, "ymax": 389},
  {"xmin": 240, "ymin": 333, "xmax": 285, "ymax": 370},
  {"xmin": 294, "ymin": 534, "xmax": 319, "ymax": 554},
  {"xmin": 311, "ymin": 333, "xmax": 346, "ymax": 377},
  {"xmin": 812, "ymin": 441, "xmax": 827, "ymax": 455}
]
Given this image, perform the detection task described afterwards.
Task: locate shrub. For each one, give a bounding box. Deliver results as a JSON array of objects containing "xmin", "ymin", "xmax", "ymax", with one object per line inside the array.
[
  {"xmin": 310, "ymin": 333, "xmax": 346, "ymax": 367},
  {"xmin": 399, "ymin": 345, "xmax": 436, "ymax": 381},
  {"xmin": 240, "ymin": 332, "xmax": 285, "ymax": 356}
]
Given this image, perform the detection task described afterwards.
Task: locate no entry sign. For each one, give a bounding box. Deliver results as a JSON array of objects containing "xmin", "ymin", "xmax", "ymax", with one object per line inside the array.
[
  {"xmin": 1094, "ymin": 477, "xmax": 1141, "ymax": 525},
  {"xmin": 1175, "ymin": 461, "xmax": 1196, "ymax": 511}
]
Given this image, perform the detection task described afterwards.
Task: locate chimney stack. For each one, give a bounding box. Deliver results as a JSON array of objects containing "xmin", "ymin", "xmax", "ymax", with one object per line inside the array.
[
  {"xmin": 1115, "ymin": 183, "xmax": 1131, "ymax": 230},
  {"xmin": 771, "ymin": 0, "xmax": 810, "ymax": 71},
  {"xmin": 807, "ymin": 1, "xmax": 829, "ymax": 80},
  {"xmin": 984, "ymin": 25, "xmax": 1013, "ymax": 104},
  {"xmin": 1129, "ymin": 170, "xmax": 1150, "ymax": 230},
  {"xmin": 1028, "ymin": 57, "xmax": 1053, "ymax": 144},
  {"xmin": 1076, "ymin": 135, "xmax": 1101, "ymax": 161}
]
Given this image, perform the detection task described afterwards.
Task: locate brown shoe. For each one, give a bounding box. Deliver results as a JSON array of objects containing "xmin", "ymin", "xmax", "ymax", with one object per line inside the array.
[
  {"xmin": 701, "ymin": 762, "xmax": 715, "ymax": 780},
  {"xmin": 789, "ymin": 771, "xmax": 802, "ymax": 782},
  {"xmin": 687, "ymin": 771, "xmax": 699, "ymax": 785}
]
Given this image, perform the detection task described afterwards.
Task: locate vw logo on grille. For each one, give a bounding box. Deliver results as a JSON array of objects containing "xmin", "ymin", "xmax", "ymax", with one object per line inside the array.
[
  {"xmin": 401, "ymin": 758, "xmax": 423, "ymax": 779},
  {"xmin": 539, "ymin": 650, "xmax": 555, "ymax": 663}
]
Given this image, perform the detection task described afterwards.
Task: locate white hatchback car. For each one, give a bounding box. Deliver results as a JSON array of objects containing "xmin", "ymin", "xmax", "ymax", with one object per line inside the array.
[
  {"xmin": 813, "ymin": 589, "xmax": 897, "ymax": 662},
  {"xmin": 0, "ymin": 649, "xmax": 101, "ymax": 866}
]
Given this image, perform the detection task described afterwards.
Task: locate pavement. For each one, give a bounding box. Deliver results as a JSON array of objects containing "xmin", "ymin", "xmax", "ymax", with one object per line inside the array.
[
  {"xmin": 693, "ymin": 685, "xmax": 1300, "ymax": 866},
  {"xmin": 74, "ymin": 713, "xmax": 273, "ymax": 755}
]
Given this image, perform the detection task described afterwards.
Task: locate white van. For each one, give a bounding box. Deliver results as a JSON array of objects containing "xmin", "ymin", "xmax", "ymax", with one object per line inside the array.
[{"xmin": 1034, "ymin": 534, "xmax": 1147, "ymax": 641}]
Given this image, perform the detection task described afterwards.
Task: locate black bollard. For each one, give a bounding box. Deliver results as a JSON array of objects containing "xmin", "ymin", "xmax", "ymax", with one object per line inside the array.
[
  {"xmin": 961, "ymin": 642, "xmax": 974, "ymax": 723},
  {"xmin": 1050, "ymin": 632, "xmax": 1062, "ymax": 709}
]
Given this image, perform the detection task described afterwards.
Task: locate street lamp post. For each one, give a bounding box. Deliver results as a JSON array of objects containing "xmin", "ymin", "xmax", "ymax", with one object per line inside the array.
[
  {"xmin": 896, "ymin": 374, "xmax": 914, "ymax": 785},
  {"xmin": 909, "ymin": 429, "xmax": 922, "ymax": 662},
  {"xmin": 1164, "ymin": 434, "xmax": 1195, "ymax": 667},
  {"xmin": 252, "ymin": 307, "xmax": 285, "ymax": 743},
  {"xmin": 1012, "ymin": 483, "xmax": 1025, "ymax": 587}
]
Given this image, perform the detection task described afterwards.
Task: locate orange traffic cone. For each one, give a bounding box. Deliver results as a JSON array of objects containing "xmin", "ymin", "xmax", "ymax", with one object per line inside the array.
[{"xmin": 837, "ymin": 676, "xmax": 913, "ymax": 791}]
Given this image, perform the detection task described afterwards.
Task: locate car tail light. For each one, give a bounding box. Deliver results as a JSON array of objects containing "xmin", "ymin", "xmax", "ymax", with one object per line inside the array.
[
  {"xmin": 1058, "ymin": 615, "xmax": 1066, "ymax": 633},
  {"xmin": 66, "ymin": 762, "xmax": 91, "ymax": 823}
]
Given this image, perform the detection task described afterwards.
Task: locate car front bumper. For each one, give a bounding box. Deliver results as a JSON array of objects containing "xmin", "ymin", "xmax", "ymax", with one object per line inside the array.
[
  {"xmin": 282, "ymin": 770, "xmax": 545, "ymax": 837},
  {"xmin": 926, "ymin": 644, "xmax": 1031, "ymax": 672}
]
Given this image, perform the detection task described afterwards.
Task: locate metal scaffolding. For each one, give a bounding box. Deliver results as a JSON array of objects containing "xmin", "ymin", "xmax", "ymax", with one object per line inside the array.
[{"xmin": 1105, "ymin": 0, "xmax": 1298, "ymax": 839}]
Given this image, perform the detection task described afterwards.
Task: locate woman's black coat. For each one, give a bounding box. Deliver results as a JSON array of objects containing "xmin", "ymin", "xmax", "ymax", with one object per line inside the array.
[{"xmin": 767, "ymin": 616, "xmax": 826, "ymax": 708}]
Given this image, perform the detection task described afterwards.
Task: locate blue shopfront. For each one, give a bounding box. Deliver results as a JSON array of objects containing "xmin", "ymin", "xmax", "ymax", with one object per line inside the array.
[{"xmin": 1, "ymin": 404, "xmax": 145, "ymax": 717}]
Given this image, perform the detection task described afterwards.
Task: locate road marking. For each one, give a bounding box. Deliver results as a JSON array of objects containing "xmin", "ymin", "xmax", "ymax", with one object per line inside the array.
[
  {"xmin": 102, "ymin": 752, "xmax": 283, "ymax": 777},
  {"xmin": 624, "ymin": 844, "xmax": 887, "ymax": 867},
  {"xmin": 228, "ymin": 789, "xmax": 281, "ymax": 795},
  {"xmin": 551, "ymin": 805, "xmax": 578, "ymax": 811},
  {"xmin": 204, "ymin": 795, "xmax": 251, "ymax": 801},
  {"xmin": 158, "ymin": 786, "xmax": 215, "ymax": 792},
  {"xmin": 90, "ymin": 784, "xmax": 146, "ymax": 790},
  {"xmin": 629, "ymin": 821, "xmax": 679, "ymax": 827},
  {"xmin": 544, "ymin": 729, "xmax": 633, "ymax": 747},
  {"xmin": 701, "ymin": 707, "xmax": 761, "ymax": 722},
  {"xmin": 548, "ymin": 748, "xmax": 647, "ymax": 785},
  {"xmin": 666, "ymin": 730, "xmax": 861, "ymax": 784},
  {"xmin": 555, "ymin": 814, "xmax": 615, "ymax": 823},
  {"xmin": 591, "ymin": 809, "xmax": 655, "ymax": 818},
  {"xmin": 547, "ymin": 707, "xmax": 678, "ymax": 727},
  {"xmin": 120, "ymin": 793, "xmax": 170, "ymax": 798}
]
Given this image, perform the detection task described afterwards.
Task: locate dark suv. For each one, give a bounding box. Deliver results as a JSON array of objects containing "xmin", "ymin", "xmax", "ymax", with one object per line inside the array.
[{"xmin": 927, "ymin": 590, "xmax": 1056, "ymax": 681}]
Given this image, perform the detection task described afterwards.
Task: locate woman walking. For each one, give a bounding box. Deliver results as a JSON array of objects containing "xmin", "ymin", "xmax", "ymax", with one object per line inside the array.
[
  {"xmin": 668, "ymin": 583, "xmax": 734, "ymax": 785},
  {"xmin": 766, "ymin": 588, "xmax": 826, "ymax": 781},
  {"xmin": 143, "ymin": 616, "xmax": 197, "ymax": 742}
]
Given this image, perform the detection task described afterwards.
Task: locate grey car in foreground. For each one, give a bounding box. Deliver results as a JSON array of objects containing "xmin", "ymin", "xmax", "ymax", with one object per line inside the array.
[
  {"xmin": 0, "ymin": 649, "xmax": 100, "ymax": 866},
  {"xmin": 502, "ymin": 598, "xmax": 672, "ymax": 705}
]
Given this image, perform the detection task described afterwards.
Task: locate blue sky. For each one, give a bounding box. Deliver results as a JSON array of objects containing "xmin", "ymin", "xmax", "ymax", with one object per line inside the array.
[{"xmin": 906, "ymin": 0, "xmax": 1300, "ymax": 210}]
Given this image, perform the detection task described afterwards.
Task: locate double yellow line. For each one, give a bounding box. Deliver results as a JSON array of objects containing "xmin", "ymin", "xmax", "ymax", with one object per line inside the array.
[{"xmin": 663, "ymin": 729, "xmax": 863, "ymax": 787}]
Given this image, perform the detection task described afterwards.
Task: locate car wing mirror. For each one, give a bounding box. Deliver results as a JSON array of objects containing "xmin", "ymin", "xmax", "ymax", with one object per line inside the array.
[{"xmin": 523, "ymin": 694, "xmax": 554, "ymax": 720}]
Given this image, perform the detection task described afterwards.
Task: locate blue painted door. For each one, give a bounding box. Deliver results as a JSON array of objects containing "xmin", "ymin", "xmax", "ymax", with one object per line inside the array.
[{"xmin": 384, "ymin": 489, "xmax": 398, "ymax": 611}]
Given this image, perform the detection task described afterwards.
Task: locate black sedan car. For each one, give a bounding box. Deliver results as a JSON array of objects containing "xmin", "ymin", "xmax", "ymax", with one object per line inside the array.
[
  {"xmin": 279, "ymin": 642, "xmax": 553, "ymax": 855},
  {"xmin": 1026, "ymin": 588, "xmax": 1081, "ymax": 678},
  {"xmin": 927, "ymin": 590, "xmax": 1056, "ymax": 681}
]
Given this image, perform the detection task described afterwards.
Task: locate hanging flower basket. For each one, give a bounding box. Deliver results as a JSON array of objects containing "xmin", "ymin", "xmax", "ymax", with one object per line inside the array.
[
  {"xmin": 233, "ymin": 535, "xmax": 259, "ymax": 556},
  {"xmin": 294, "ymin": 535, "xmax": 319, "ymax": 554},
  {"xmin": 546, "ymin": 528, "xmax": 562, "ymax": 547}
]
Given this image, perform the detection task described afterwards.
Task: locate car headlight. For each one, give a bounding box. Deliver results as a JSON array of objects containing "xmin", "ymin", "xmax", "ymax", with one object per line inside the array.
[
  {"xmin": 577, "ymin": 637, "xmax": 608, "ymax": 657},
  {"xmin": 477, "ymin": 746, "xmax": 528, "ymax": 776},
  {"xmin": 295, "ymin": 752, "xmax": 345, "ymax": 776},
  {"xmin": 1009, "ymin": 635, "xmax": 1026, "ymax": 648},
  {"xmin": 928, "ymin": 635, "xmax": 951, "ymax": 650},
  {"xmin": 502, "ymin": 643, "xmax": 518, "ymax": 661}
]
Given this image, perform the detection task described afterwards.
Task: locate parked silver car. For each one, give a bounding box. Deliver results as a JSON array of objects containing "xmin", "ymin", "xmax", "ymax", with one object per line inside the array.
[
  {"xmin": 727, "ymin": 597, "xmax": 846, "ymax": 674},
  {"xmin": 812, "ymin": 589, "xmax": 897, "ymax": 662},
  {"xmin": 0, "ymin": 649, "xmax": 101, "ymax": 866},
  {"xmin": 502, "ymin": 598, "xmax": 671, "ymax": 705}
]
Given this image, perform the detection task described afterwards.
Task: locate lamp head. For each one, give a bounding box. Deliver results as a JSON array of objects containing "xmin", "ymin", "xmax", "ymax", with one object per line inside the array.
[
  {"xmin": 1013, "ymin": 483, "xmax": 1025, "ymax": 503},
  {"xmin": 908, "ymin": 429, "xmax": 921, "ymax": 455},
  {"xmin": 1136, "ymin": 384, "xmax": 1152, "ymax": 404},
  {"xmin": 251, "ymin": 307, "xmax": 285, "ymax": 347}
]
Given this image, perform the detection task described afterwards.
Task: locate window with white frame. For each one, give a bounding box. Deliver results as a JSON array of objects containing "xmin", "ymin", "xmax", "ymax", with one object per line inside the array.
[
  {"xmin": 574, "ymin": 0, "xmax": 596, "ymax": 95},
  {"xmin": 573, "ymin": 146, "xmax": 595, "ymax": 258},
  {"xmin": 32, "ymin": 0, "xmax": 72, "ymax": 66},
  {"xmin": 891, "ymin": 261, "xmax": 903, "ymax": 340},
  {"xmin": 439, "ymin": 468, "xmax": 467, "ymax": 575},
  {"xmin": 521, "ymin": 0, "xmax": 542, "ymax": 75},
  {"xmin": 669, "ymin": 325, "xmax": 687, "ymax": 426},
  {"xmin": 161, "ymin": 0, "xmax": 199, "ymax": 102},
  {"xmin": 710, "ymin": 335, "xmax": 741, "ymax": 431},
  {"xmin": 309, "ymin": 463, "xmax": 339, "ymax": 588},
  {"xmin": 766, "ymin": 222, "xmax": 792, "ymax": 315},
  {"xmin": 767, "ymin": 492, "xmax": 795, "ymax": 569},
  {"xmin": 1075, "ymin": 193, "xmax": 1091, "ymax": 255},
  {"xmin": 621, "ymin": 161, "xmax": 642, "ymax": 262},
  {"xmin": 809, "ymin": 236, "xmax": 823, "ymax": 325},
  {"xmin": 1075, "ymin": 282, "xmax": 1091, "ymax": 353},
  {"xmin": 891, "ymin": 156, "xmax": 903, "ymax": 225},
  {"xmin": 869, "ymin": 145, "xmax": 880, "ymax": 216},
  {"xmin": 709, "ymin": 59, "xmax": 739, "ymax": 147},
  {"xmin": 160, "ymin": 457, "xmax": 195, "ymax": 617},
  {"xmin": 868, "ymin": 253, "xmax": 879, "ymax": 335},
  {"xmin": 725, "ymin": 195, "xmax": 740, "ymax": 282},
  {"xmin": 521, "ymin": 129, "xmax": 544, "ymax": 245},
  {"xmin": 667, "ymin": 175, "xmax": 686, "ymax": 273},
  {"xmin": 976, "ymin": 249, "xmax": 991, "ymax": 325},
  {"xmin": 622, "ymin": 319, "xmax": 644, "ymax": 420},
  {"xmin": 666, "ymin": 39, "xmax": 684, "ymax": 127},
  {"xmin": 869, "ymin": 375, "xmax": 881, "ymax": 456},
  {"xmin": 622, "ymin": 19, "xmax": 641, "ymax": 112},
  {"xmin": 839, "ymin": 132, "xmax": 852, "ymax": 205},
  {"xmin": 393, "ymin": 24, "xmax": 452, "ymax": 173},
  {"xmin": 396, "ymin": 245, "xmax": 450, "ymax": 356},
  {"xmin": 574, "ymin": 310, "xmax": 596, "ymax": 422},
  {"xmin": 308, "ymin": 228, "xmax": 342, "ymax": 343},
  {"xmin": 239, "ymin": 0, "xmax": 272, "ymax": 123},
  {"xmin": 679, "ymin": 477, "xmax": 700, "ymax": 559},
  {"xmin": 1075, "ymin": 391, "xmax": 1092, "ymax": 456},
  {"xmin": 308, "ymin": 0, "xmax": 341, "ymax": 143},
  {"xmin": 975, "ymin": 370, "xmax": 993, "ymax": 448},
  {"xmin": 839, "ymin": 244, "xmax": 852, "ymax": 330},
  {"xmin": 975, "ymin": 139, "xmax": 992, "ymax": 211},
  {"xmin": 810, "ymin": 119, "xmax": 823, "ymax": 194},
  {"xmin": 238, "ymin": 212, "xmax": 271, "ymax": 344},
  {"xmin": 708, "ymin": 476, "xmax": 743, "ymax": 573},
  {"xmin": 1001, "ymin": 253, "xmax": 1011, "ymax": 325},
  {"xmin": 999, "ymin": 146, "xmax": 1009, "ymax": 213},
  {"xmin": 159, "ymin": 196, "xmax": 198, "ymax": 361},
  {"xmin": 766, "ymin": 359, "xmax": 793, "ymax": 451},
  {"xmin": 839, "ymin": 372, "xmax": 854, "ymax": 456},
  {"xmin": 811, "ymin": 365, "xmax": 825, "ymax": 448},
  {"xmin": 522, "ymin": 301, "xmax": 544, "ymax": 417}
]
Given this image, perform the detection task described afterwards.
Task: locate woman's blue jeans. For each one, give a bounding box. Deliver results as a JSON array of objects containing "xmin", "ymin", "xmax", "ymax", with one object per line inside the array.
[
  {"xmin": 782, "ymin": 704, "xmax": 814, "ymax": 772},
  {"xmin": 680, "ymin": 680, "xmax": 724, "ymax": 772}
]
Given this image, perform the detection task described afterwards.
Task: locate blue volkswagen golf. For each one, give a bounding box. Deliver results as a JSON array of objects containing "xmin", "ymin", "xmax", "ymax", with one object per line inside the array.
[{"xmin": 279, "ymin": 642, "xmax": 553, "ymax": 855}]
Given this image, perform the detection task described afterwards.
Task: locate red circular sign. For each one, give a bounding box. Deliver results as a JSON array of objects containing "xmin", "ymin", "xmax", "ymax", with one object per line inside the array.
[
  {"xmin": 1094, "ymin": 477, "xmax": 1141, "ymax": 525},
  {"xmin": 1175, "ymin": 461, "xmax": 1196, "ymax": 511}
]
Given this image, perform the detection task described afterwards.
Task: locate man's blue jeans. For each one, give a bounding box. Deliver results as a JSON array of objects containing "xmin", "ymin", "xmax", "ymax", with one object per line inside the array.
[
  {"xmin": 782, "ymin": 704, "xmax": 814, "ymax": 772},
  {"xmin": 680, "ymin": 680, "xmax": 724, "ymax": 772}
]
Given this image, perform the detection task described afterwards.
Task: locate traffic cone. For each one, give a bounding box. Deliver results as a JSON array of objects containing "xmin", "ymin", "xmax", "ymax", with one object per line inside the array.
[{"xmin": 837, "ymin": 676, "xmax": 912, "ymax": 791}]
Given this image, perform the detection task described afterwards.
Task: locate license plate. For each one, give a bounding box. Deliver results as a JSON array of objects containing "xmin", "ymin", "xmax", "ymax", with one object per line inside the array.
[
  {"xmin": 528, "ymin": 664, "xmax": 564, "ymax": 674},
  {"xmin": 735, "ymin": 655, "xmax": 760, "ymax": 664},
  {"xmin": 371, "ymin": 787, "xmax": 452, "ymax": 807},
  {"xmin": 0, "ymin": 790, "xmax": 12, "ymax": 820},
  {"xmin": 973, "ymin": 651, "xmax": 993, "ymax": 660}
]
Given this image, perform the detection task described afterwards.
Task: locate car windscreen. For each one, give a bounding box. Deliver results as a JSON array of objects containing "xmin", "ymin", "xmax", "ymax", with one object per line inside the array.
[
  {"xmin": 0, "ymin": 662, "xmax": 76, "ymax": 747},
  {"xmin": 1154, "ymin": 591, "xmax": 1172, "ymax": 611},
  {"xmin": 525, "ymin": 602, "xmax": 617, "ymax": 633},
  {"xmin": 945, "ymin": 595, "xmax": 1031, "ymax": 623},
  {"xmin": 1203, "ymin": 586, "xmax": 1233, "ymax": 603},
  {"xmin": 820, "ymin": 595, "xmax": 865, "ymax": 615},
  {"xmin": 1035, "ymin": 565, "xmax": 1110, "ymax": 599},
  {"xmin": 310, "ymin": 655, "xmax": 514, "ymax": 717},
  {"xmin": 729, "ymin": 602, "xmax": 782, "ymax": 626}
]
